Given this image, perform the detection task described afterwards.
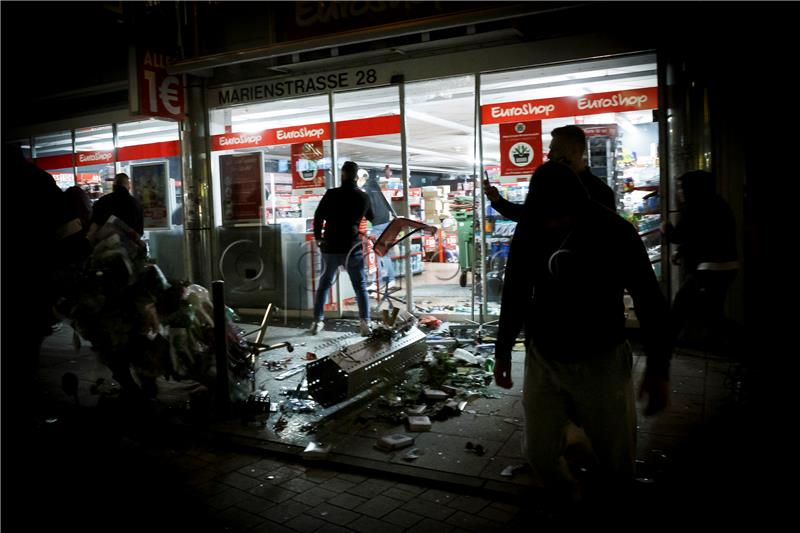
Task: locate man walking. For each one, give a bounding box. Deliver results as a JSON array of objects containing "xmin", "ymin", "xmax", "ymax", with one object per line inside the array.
[{"xmin": 88, "ymin": 173, "xmax": 144, "ymax": 238}]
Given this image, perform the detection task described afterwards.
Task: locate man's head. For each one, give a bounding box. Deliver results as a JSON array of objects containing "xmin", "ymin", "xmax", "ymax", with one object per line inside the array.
[
  {"xmin": 527, "ymin": 161, "xmax": 589, "ymax": 230},
  {"xmin": 383, "ymin": 165, "xmax": 392, "ymax": 179},
  {"xmin": 341, "ymin": 161, "xmax": 359, "ymax": 183},
  {"xmin": 113, "ymin": 173, "xmax": 131, "ymax": 192},
  {"xmin": 548, "ymin": 125, "xmax": 587, "ymax": 174},
  {"xmin": 677, "ymin": 170, "xmax": 715, "ymax": 204}
]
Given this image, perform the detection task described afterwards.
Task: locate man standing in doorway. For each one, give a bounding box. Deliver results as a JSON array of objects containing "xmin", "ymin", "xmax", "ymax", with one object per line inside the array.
[
  {"xmin": 363, "ymin": 165, "xmax": 397, "ymax": 288},
  {"xmin": 88, "ymin": 173, "xmax": 144, "ymax": 238},
  {"xmin": 310, "ymin": 161, "xmax": 375, "ymax": 336},
  {"xmin": 484, "ymin": 125, "xmax": 617, "ymax": 218}
]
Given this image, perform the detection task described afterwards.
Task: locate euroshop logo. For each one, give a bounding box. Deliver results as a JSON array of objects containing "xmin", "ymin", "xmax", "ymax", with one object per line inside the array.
[
  {"xmin": 491, "ymin": 102, "xmax": 556, "ymax": 119},
  {"xmin": 577, "ymin": 93, "xmax": 649, "ymax": 111},
  {"xmin": 276, "ymin": 126, "xmax": 325, "ymax": 141},
  {"xmin": 78, "ymin": 152, "xmax": 112, "ymax": 163},
  {"xmin": 219, "ymin": 134, "xmax": 263, "ymax": 146}
]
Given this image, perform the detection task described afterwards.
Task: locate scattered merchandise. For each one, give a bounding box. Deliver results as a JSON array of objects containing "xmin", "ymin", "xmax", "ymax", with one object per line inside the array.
[
  {"xmin": 406, "ymin": 415, "xmax": 432, "ymax": 432},
  {"xmin": 302, "ymin": 441, "xmax": 331, "ymax": 460},
  {"xmin": 376, "ymin": 434, "xmax": 415, "ymax": 451}
]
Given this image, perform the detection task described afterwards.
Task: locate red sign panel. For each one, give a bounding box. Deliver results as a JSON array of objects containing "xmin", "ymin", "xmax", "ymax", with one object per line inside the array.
[
  {"xmin": 75, "ymin": 151, "xmax": 115, "ymax": 167},
  {"xmin": 219, "ymin": 153, "xmax": 263, "ymax": 222},
  {"xmin": 34, "ymin": 153, "xmax": 73, "ymax": 170},
  {"xmin": 210, "ymin": 115, "xmax": 400, "ymax": 151},
  {"xmin": 499, "ymin": 121, "xmax": 542, "ymax": 177},
  {"xmin": 137, "ymin": 49, "xmax": 185, "ymax": 120},
  {"xmin": 117, "ymin": 140, "xmax": 180, "ymax": 161},
  {"xmin": 481, "ymin": 87, "xmax": 658, "ymax": 125},
  {"xmin": 291, "ymin": 141, "xmax": 326, "ymax": 189}
]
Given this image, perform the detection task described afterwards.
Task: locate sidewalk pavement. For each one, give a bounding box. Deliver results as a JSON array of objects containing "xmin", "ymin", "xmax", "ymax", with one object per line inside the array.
[{"xmin": 1, "ymin": 321, "xmax": 771, "ymax": 531}]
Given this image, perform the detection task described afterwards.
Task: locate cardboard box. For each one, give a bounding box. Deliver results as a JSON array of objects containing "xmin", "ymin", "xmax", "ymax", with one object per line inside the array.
[
  {"xmin": 376, "ymin": 434, "xmax": 415, "ymax": 451},
  {"xmin": 406, "ymin": 416, "xmax": 432, "ymax": 432}
]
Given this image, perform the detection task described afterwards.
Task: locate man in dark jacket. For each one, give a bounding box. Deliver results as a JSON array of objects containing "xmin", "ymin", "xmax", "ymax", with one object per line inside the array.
[
  {"xmin": 492, "ymin": 161, "xmax": 670, "ymax": 501},
  {"xmin": 311, "ymin": 161, "xmax": 374, "ymax": 336},
  {"xmin": 484, "ymin": 125, "xmax": 616, "ymax": 219},
  {"xmin": 88, "ymin": 173, "xmax": 144, "ymax": 237}
]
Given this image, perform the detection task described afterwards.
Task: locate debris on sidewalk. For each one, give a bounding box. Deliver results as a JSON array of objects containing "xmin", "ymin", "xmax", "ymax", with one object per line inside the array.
[
  {"xmin": 403, "ymin": 448, "xmax": 424, "ymax": 461},
  {"xmin": 406, "ymin": 415, "xmax": 432, "ymax": 432},
  {"xmin": 302, "ymin": 441, "xmax": 331, "ymax": 460},
  {"xmin": 376, "ymin": 434, "xmax": 415, "ymax": 451}
]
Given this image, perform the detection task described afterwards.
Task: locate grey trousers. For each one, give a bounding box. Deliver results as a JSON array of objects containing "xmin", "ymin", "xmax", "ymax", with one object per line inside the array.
[{"xmin": 522, "ymin": 341, "xmax": 636, "ymax": 491}]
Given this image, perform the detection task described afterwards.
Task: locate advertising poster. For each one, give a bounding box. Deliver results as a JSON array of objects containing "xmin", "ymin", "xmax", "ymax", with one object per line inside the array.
[
  {"xmin": 219, "ymin": 152, "xmax": 264, "ymax": 223},
  {"xmin": 130, "ymin": 161, "xmax": 170, "ymax": 229},
  {"xmin": 291, "ymin": 141, "xmax": 326, "ymax": 189},
  {"xmin": 499, "ymin": 121, "xmax": 543, "ymax": 177}
]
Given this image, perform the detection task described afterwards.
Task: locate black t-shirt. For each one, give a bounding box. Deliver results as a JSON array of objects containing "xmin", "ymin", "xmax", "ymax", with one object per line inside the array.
[
  {"xmin": 91, "ymin": 189, "xmax": 144, "ymax": 236},
  {"xmin": 313, "ymin": 181, "xmax": 374, "ymax": 253}
]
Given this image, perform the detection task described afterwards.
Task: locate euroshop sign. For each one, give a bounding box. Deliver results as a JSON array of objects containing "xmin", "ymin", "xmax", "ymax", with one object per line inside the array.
[
  {"xmin": 481, "ymin": 88, "xmax": 658, "ymax": 125},
  {"xmin": 210, "ymin": 65, "xmax": 391, "ymax": 107},
  {"xmin": 75, "ymin": 151, "xmax": 114, "ymax": 167}
]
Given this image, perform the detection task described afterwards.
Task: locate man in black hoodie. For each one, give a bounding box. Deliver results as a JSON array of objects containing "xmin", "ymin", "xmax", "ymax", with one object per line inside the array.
[{"xmin": 492, "ymin": 161, "xmax": 670, "ymax": 500}]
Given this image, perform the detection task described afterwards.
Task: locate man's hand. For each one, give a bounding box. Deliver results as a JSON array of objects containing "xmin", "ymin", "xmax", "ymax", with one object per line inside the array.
[
  {"xmin": 638, "ymin": 374, "xmax": 669, "ymax": 416},
  {"xmin": 315, "ymin": 239, "xmax": 323, "ymax": 249},
  {"xmin": 493, "ymin": 358, "xmax": 514, "ymax": 389},
  {"xmin": 483, "ymin": 178, "xmax": 500, "ymax": 203}
]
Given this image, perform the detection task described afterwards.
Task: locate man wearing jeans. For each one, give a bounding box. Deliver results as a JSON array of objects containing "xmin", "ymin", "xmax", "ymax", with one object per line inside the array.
[{"xmin": 310, "ymin": 161, "xmax": 374, "ymax": 336}]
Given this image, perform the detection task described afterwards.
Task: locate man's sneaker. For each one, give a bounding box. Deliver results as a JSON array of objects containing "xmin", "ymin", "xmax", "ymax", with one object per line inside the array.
[
  {"xmin": 359, "ymin": 319, "xmax": 372, "ymax": 337},
  {"xmin": 309, "ymin": 321, "xmax": 325, "ymax": 335}
]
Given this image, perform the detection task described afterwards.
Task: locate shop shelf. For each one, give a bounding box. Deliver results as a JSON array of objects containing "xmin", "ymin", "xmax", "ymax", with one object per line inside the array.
[{"xmin": 638, "ymin": 228, "xmax": 659, "ymax": 237}]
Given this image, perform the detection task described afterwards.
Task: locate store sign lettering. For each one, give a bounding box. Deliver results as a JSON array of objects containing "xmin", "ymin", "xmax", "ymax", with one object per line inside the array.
[
  {"xmin": 482, "ymin": 87, "xmax": 658, "ymax": 125},
  {"xmin": 212, "ymin": 67, "xmax": 385, "ymax": 106},
  {"xmin": 276, "ymin": 127, "xmax": 325, "ymax": 141},
  {"xmin": 76, "ymin": 151, "xmax": 114, "ymax": 166},
  {"xmin": 218, "ymin": 134, "xmax": 264, "ymax": 147}
]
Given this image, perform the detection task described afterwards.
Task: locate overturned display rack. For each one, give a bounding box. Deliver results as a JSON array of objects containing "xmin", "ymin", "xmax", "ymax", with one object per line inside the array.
[{"xmin": 306, "ymin": 310, "xmax": 427, "ymax": 407}]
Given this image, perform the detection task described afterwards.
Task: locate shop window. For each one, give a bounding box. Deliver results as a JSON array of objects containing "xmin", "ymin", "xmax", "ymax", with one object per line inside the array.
[
  {"xmin": 117, "ymin": 118, "xmax": 185, "ymax": 279},
  {"xmin": 405, "ymin": 75, "xmax": 477, "ymax": 315},
  {"xmin": 33, "ymin": 130, "xmax": 74, "ymax": 190},
  {"xmin": 74, "ymin": 125, "xmax": 115, "ymax": 200},
  {"xmin": 479, "ymin": 53, "xmax": 662, "ymax": 282}
]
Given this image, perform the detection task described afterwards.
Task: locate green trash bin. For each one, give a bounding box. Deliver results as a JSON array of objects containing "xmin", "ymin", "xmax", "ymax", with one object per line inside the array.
[{"xmin": 454, "ymin": 210, "xmax": 473, "ymax": 275}]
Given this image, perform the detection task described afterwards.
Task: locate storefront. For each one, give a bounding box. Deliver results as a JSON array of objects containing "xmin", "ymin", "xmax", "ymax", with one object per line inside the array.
[
  {"xmin": 205, "ymin": 50, "xmax": 663, "ymax": 323},
  {"xmin": 24, "ymin": 118, "xmax": 187, "ymax": 280}
]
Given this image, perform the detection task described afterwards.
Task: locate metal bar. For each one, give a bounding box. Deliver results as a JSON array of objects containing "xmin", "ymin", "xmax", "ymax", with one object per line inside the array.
[
  {"xmin": 398, "ymin": 79, "xmax": 413, "ymax": 312},
  {"xmin": 476, "ymin": 74, "xmax": 488, "ymax": 320},
  {"xmin": 328, "ymin": 91, "xmax": 343, "ymax": 318},
  {"xmin": 212, "ymin": 280, "xmax": 230, "ymax": 415}
]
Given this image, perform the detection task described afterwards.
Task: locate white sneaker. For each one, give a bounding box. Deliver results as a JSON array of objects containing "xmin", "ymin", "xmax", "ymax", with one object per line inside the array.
[
  {"xmin": 310, "ymin": 321, "xmax": 324, "ymax": 335},
  {"xmin": 359, "ymin": 319, "xmax": 372, "ymax": 337}
]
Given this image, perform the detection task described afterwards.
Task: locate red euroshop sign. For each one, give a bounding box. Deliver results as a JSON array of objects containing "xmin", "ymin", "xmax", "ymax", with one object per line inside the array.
[
  {"xmin": 75, "ymin": 151, "xmax": 114, "ymax": 167},
  {"xmin": 499, "ymin": 121, "xmax": 542, "ymax": 177},
  {"xmin": 34, "ymin": 154, "xmax": 73, "ymax": 170},
  {"xmin": 481, "ymin": 87, "xmax": 658, "ymax": 125},
  {"xmin": 210, "ymin": 115, "xmax": 401, "ymax": 151},
  {"xmin": 137, "ymin": 49, "xmax": 185, "ymax": 120},
  {"xmin": 291, "ymin": 141, "xmax": 326, "ymax": 189}
]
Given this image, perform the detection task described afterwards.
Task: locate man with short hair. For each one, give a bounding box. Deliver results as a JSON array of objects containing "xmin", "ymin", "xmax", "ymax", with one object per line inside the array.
[
  {"xmin": 310, "ymin": 161, "xmax": 375, "ymax": 336},
  {"xmin": 484, "ymin": 125, "xmax": 617, "ymax": 218},
  {"xmin": 88, "ymin": 173, "xmax": 144, "ymax": 238}
]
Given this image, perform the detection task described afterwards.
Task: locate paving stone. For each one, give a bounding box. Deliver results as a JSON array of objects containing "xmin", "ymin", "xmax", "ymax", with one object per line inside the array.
[
  {"xmin": 328, "ymin": 492, "xmax": 368, "ymax": 510},
  {"xmin": 262, "ymin": 466, "xmax": 305, "ymax": 484},
  {"xmin": 301, "ymin": 468, "xmax": 338, "ymax": 483},
  {"xmin": 305, "ymin": 503, "xmax": 360, "ymax": 526},
  {"xmin": 487, "ymin": 501, "xmax": 520, "ymax": 514},
  {"xmin": 285, "ymin": 513, "xmax": 325, "ymax": 533},
  {"xmin": 291, "ymin": 486, "xmax": 338, "ymax": 507},
  {"xmin": 259, "ymin": 500, "xmax": 311, "ymax": 523},
  {"xmin": 348, "ymin": 516, "xmax": 403, "ymax": 533},
  {"xmin": 353, "ymin": 495, "xmax": 404, "ymax": 518},
  {"xmin": 401, "ymin": 498, "xmax": 457, "ymax": 521},
  {"xmin": 182, "ymin": 469, "xmax": 218, "ymax": 487},
  {"xmin": 280, "ymin": 477, "xmax": 318, "ymax": 493},
  {"xmin": 478, "ymin": 505, "xmax": 516, "ymax": 523},
  {"xmin": 390, "ymin": 481, "xmax": 427, "ymax": 496},
  {"xmin": 248, "ymin": 483, "xmax": 298, "ymax": 503},
  {"xmin": 217, "ymin": 471, "xmax": 263, "ymax": 491},
  {"xmin": 238, "ymin": 464, "xmax": 276, "ymax": 479},
  {"xmin": 216, "ymin": 507, "xmax": 265, "ymax": 530},
  {"xmin": 447, "ymin": 495, "xmax": 491, "ymax": 513},
  {"xmin": 409, "ymin": 518, "xmax": 455, "ymax": 533},
  {"xmin": 235, "ymin": 495, "xmax": 275, "ymax": 514},
  {"xmin": 317, "ymin": 477, "xmax": 356, "ymax": 493},
  {"xmin": 382, "ymin": 487, "xmax": 417, "ymax": 502},
  {"xmin": 205, "ymin": 487, "xmax": 251, "ymax": 510},
  {"xmin": 336, "ymin": 472, "xmax": 368, "ymax": 483},
  {"xmin": 346, "ymin": 478, "xmax": 395, "ymax": 498},
  {"xmin": 194, "ymin": 480, "xmax": 229, "ymax": 497},
  {"xmin": 418, "ymin": 488, "xmax": 458, "ymax": 504},
  {"xmin": 209, "ymin": 456, "xmax": 259, "ymax": 474},
  {"xmin": 383, "ymin": 508, "xmax": 424, "ymax": 528},
  {"xmin": 251, "ymin": 520, "xmax": 295, "ymax": 533},
  {"xmin": 445, "ymin": 510, "xmax": 501, "ymax": 532}
]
